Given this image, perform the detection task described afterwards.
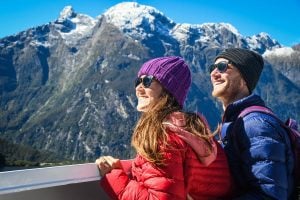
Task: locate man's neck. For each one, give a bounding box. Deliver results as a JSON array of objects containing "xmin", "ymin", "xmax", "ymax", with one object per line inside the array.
[{"xmin": 221, "ymin": 92, "xmax": 250, "ymax": 111}]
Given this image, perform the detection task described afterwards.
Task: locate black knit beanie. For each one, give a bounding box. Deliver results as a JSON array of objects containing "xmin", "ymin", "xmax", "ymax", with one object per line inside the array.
[{"xmin": 215, "ymin": 48, "xmax": 264, "ymax": 93}]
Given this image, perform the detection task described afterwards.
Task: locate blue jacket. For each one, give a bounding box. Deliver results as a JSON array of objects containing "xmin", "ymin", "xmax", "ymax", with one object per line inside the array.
[{"xmin": 221, "ymin": 94, "xmax": 294, "ymax": 200}]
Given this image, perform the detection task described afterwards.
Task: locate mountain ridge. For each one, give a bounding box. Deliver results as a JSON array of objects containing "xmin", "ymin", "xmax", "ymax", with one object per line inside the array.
[{"xmin": 0, "ymin": 2, "xmax": 299, "ymax": 162}]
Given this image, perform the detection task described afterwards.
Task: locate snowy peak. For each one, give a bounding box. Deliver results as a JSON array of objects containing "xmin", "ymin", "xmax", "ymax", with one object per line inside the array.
[
  {"xmin": 171, "ymin": 22, "xmax": 243, "ymax": 48},
  {"xmin": 103, "ymin": 3, "xmax": 279, "ymax": 52},
  {"xmin": 255, "ymin": 32, "xmax": 279, "ymax": 46},
  {"xmin": 101, "ymin": 2, "xmax": 282, "ymax": 53},
  {"xmin": 200, "ymin": 23, "xmax": 242, "ymax": 43},
  {"xmin": 55, "ymin": 6, "xmax": 97, "ymax": 43},
  {"xmin": 58, "ymin": 6, "xmax": 77, "ymax": 21},
  {"xmin": 246, "ymin": 32, "xmax": 281, "ymax": 53},
  {"xmin": 104, "ymin": 2, "xmax": 173, "ymax": 26},
  {"xmin": 103, "ymin": 2, "xmax": 174, "ymax": 38},
  {"xmin": 200, "ymin": 23, "xmax": 240, "ymax": 36}
]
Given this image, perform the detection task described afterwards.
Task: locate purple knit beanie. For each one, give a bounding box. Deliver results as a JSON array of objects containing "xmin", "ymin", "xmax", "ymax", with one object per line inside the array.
[{"xmin": 138, "ymin": 56, "xmax": 191, "ymax": 107}]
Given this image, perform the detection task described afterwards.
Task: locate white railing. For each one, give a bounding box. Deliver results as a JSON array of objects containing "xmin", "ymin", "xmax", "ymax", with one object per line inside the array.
[{"xmin": 0, "ymin": 163, "xmax": 110, "ymax": 200}]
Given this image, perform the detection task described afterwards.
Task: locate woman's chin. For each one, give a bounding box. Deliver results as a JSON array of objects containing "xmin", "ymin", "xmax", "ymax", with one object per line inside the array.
[{"xmin": 136, "ymin": 105, "xmax": 148, "ymax": 112}]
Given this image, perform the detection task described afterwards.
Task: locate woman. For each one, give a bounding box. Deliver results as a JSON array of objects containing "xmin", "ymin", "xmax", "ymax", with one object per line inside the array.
[{"xmin": 96, "ymin": 56, "xmax": 233, "ymax": 199}]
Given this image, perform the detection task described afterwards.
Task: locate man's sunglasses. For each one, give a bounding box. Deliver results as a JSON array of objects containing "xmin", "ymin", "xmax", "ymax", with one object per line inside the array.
[
  {"xmin": 135, "ymin": 75, "xmax": 155, "ymax": 88},
  {"xmin": 209, "ymin": 61, "xmax": 233, "ymax": 74}
]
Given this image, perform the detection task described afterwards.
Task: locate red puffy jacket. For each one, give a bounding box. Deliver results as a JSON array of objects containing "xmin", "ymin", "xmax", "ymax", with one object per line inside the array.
[{"xmin": 101, "ymin": 131, "xmax": 233, "ymax": 200}]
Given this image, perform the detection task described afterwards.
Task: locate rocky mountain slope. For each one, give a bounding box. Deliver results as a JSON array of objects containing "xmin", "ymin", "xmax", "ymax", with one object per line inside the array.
[{"xmin": 0, "ymin": 2, "xmax": 299, "ymax": 161}]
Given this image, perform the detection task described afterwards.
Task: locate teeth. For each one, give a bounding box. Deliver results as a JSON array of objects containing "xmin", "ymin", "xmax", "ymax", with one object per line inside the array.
[
  {"xmin": 214, "ymin": 81, "xmax": 223, "ymax": 86},
  {"xmin": 138, "ymin": 97, "xmax": 149, "ymax": 103}
]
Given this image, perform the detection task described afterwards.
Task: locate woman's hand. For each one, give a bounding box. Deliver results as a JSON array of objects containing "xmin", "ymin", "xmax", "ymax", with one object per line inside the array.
[{"xmin": 95, "ymin": 156, "xmax": 121, "ymax": 176}]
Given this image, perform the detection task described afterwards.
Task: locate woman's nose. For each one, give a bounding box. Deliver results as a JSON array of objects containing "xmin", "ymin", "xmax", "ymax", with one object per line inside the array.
[{"xmin": 135, "ymin": 83, "xmax": 145, "ymax": 93}]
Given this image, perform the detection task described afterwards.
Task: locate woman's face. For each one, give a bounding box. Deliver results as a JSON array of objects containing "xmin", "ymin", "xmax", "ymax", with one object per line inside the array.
[{"xmin": 135, "ymin": 75, "xmax": 164, "ymax": 112}]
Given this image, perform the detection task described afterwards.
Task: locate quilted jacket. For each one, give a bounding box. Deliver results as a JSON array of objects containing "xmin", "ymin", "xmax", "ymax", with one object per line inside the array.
[
  {"xmin": 100, "ymin": 123, "xmax": 234, "ymax": 199},
  {"xmin": 221, "ymin": 94, "xmax": 294, "ymax": 199}
]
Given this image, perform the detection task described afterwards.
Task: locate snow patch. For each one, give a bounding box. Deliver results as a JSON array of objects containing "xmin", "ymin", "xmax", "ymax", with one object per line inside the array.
[
  {"xmin": 84, "ymin": 88, "xmax": 91, "ymax": 99},
  {"xmin": 263, "ymin": 47, "xmax": 294, "ymax": 57},
  {"xmin": 104, "ymin": 2, "xmax": 162, "ymax": 29},
  {"xmin": 171, "ymin": 24, "xmax": 194, "ymax": 42},
  {"xmin": 83, "ymin": 141, "xmax": 92, "ymax": 153},
  {"xmin": 78, "ymin": 107, "xmax": 89, "ymax": 126},
  {"xmin": 219, "ymin": 23, "xmax": 240, "ymax": 36},
  {"xmin": 29, "ymin": 40, "xmax": 50, "ymax": 47},
  {"xmin": 59, "ymin": 6, "xmax": 75, "ymax": 21},
  {"xmin": 127, "ymin": 53, "xmax": 140, "ymax": 60},
  {"xmin": 246, "ymin": 36, "xmax": 262, "ymax": 50},
  {"xmin": 57, "ymin": 6, "xmax": 97, "ymax": 44},
  {"xmin": 200, "ymin": 23, "xmax": 241, "ymax": 36},
  {"xmin": 117, "ymin": 101, "xmax": 129, "ymax": 119},
  {"xmin": 126, "ymin": 95, "xmax": 135, "ymax": 108},
  {"xmin": 104, "ymin": 2, "xmax": 174, "ymax": 39}
]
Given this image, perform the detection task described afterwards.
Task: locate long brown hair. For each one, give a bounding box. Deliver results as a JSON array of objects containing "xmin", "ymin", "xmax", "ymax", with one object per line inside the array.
[
  {"xmin": 132, "ymin": 90, "xmax": 213, "ymax": 166},
  {"xmin": 132, "ymin": 90, "xmax": 180, "ymax": 166},
  {"xmin": 184, "ymin": 112, "xmax": 212, "ymax": 140}
]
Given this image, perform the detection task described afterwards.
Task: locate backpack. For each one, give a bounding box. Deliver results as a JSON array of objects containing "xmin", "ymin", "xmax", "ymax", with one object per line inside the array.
[{"xmin": 237, "ymin": 105, "xmax": 300, "ymax": 199}]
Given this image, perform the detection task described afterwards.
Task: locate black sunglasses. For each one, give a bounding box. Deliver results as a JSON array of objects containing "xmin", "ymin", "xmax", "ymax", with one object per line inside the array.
[
  {"xmin": 209, "ymin": 61, "xmax": 233, "ymax": 74},
  {"xmin": 135, "ymin": 75, "xmax": 155, "ymax": 88}
]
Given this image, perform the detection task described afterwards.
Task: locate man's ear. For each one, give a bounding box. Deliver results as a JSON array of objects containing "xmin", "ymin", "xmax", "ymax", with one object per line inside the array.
[{"xmin": 240, "ymin": 78, "xmax": 250, "ymax": 95}]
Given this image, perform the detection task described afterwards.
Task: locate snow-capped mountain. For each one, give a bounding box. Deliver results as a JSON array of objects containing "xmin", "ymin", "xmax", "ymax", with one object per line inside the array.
[
  {"xmin": 0, "ymin": 2, "xmax": 299, "ymax": 162},
  {"xmin": 104, "ymin": 2, "xmax": 175, "ymax": 38},
  {"xmin": 104, "ymin": 3, "xmax": 280, "ymax": 53},
  {"xmin": 55, "ymin": 6, "xmax": 97, "ymax": 44}
]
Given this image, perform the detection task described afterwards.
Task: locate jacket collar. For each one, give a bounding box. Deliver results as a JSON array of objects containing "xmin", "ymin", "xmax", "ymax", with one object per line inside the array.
[
  {"xmin": 222, "ymin": 94, "xmax": 265, "ymax": 122},
  {"xmin": 163, "ymin": 112, "xmax": 217, "ymax": 166}
]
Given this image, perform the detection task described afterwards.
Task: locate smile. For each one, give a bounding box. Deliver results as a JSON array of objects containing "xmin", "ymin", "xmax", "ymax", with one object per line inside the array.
[{"xmin": 213, "ymin": 81, "xmax": 224, "ymax": 86}]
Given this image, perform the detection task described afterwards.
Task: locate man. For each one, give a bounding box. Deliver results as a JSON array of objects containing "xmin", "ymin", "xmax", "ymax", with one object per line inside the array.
[{"xmin": 209, "ymin": 48, "xmax": 294, "ymax": 199}]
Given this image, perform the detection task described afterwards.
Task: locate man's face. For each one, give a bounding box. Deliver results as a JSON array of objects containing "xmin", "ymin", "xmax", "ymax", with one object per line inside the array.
[{"xmin": 210, "ymin": 58, "xmax": 248, "ymax": 105}]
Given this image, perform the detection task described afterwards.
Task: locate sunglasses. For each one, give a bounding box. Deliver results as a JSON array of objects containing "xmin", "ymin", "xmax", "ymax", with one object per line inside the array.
[
  {"xmin": 209, "ymin": 61, "xmax": 233, "ymax": 74},
  {"xmin": 135, "ymin": 75, "xmax": 155, "ymax": 88}
]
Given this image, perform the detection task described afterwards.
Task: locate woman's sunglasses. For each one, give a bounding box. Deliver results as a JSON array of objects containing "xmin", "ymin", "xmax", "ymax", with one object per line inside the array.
[
  {"xmin": 135, "ymin": 75, "xmax": 155, "ymax": 88},
  {"xmin": 209, "ymin": 61, "xmax": 233, "ymax": 74}
]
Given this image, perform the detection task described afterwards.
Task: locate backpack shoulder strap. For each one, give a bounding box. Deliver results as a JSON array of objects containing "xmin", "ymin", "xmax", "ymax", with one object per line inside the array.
[
  {"xmin": 219, "ymin": 122, "xmax": 232, "ymax": 147},
  {"xmin": 238, "ymin": 105, "xmax": 274, "ymax": 118},
  {"xmin": 220, "ymin": 105, "xmax": 281, "ymax": 148},
  {"xmin": 239, "ymin": 106, "xmax": 291, "ymax": 130},
  {"xmin": 219, "ymin": 106, "xmax": 272, "ymax": 147}
]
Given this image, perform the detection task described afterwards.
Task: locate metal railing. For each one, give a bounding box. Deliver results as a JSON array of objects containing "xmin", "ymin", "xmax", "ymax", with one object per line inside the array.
[{"xmin": 0, "ymin": 163, "xmax": 110, "ymax": 200}]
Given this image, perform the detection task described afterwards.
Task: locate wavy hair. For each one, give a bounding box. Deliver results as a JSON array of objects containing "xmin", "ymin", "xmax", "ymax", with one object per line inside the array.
[{"xmin": 131, "ymin": 90, "xmax": 213, "ymax": 166}]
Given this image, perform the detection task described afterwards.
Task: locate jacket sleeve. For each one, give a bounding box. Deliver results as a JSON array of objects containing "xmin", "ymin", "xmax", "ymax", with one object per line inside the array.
[
  {"xmin": 100, "ymin": 134, "xmax": 187, "ymax": 200},
  {"xmin": 234, "ymin": 113, "xmax": 293, "ymax": 200}
]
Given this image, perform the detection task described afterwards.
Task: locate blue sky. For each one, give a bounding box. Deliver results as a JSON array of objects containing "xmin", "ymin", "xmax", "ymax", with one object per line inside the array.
[{"xmin": 1, "ymin": 0, "xmax": 299, "ymax": 46}]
